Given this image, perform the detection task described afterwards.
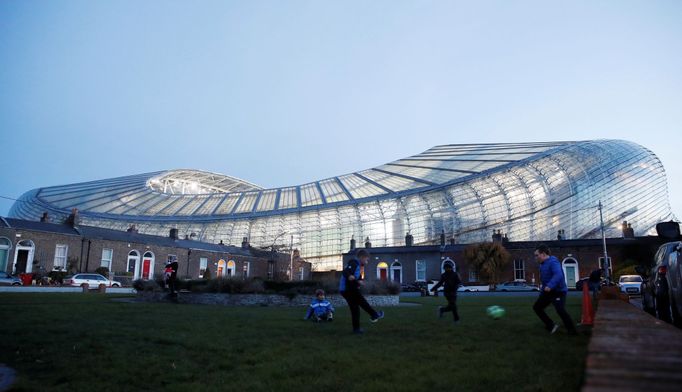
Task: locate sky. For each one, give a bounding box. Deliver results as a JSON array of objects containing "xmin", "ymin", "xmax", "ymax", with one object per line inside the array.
[{"xmin": 1, "ymin": 0, "xmax": 681, "ymax": 219}]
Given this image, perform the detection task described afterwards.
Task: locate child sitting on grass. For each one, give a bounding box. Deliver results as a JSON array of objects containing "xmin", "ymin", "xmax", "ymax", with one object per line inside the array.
[{"xmin": 304, "ymin": 289, "xmax": 335, "ymax": 322}]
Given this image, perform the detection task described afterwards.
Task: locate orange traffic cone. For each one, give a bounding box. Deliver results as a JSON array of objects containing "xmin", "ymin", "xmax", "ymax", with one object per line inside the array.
[{"xmin": 580, "ymin": 282, "xmax": 594, "ymax": 326}]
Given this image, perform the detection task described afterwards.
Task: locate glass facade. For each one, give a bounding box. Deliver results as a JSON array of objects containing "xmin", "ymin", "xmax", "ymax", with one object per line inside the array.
[{"xmin": 9, "ymin": 140, "xmax": 674, "ymax": 270}]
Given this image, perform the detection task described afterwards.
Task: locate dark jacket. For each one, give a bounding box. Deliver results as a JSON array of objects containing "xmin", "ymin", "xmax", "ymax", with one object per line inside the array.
[
  {"xmin": 432, "ymin": 270, "xmax": 462, "ymax": 296},
  {"xmin": 339, "ymin": 259, "xmax": 362, "ymax": 292}
]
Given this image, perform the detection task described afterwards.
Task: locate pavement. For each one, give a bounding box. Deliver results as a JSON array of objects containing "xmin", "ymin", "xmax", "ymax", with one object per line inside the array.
[{"xmin": 582, "ymin": 297, "xmax": 682, "ymax": 391}]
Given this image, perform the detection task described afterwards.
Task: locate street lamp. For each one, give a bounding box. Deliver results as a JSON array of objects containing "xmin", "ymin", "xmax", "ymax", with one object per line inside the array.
[
  {"xmin": 269, "ymin": 232, "xmax": 287, "ymax": 280},
  {"xmin": 597, "ymin": 201, "xmax": 611, "ymax": 282}
]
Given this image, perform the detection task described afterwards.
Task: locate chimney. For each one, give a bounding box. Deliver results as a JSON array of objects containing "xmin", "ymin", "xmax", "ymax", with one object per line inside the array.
[
  {"xmin": 40, "ymin": 212, "xmax": 49, "ymax": 222},
  {"xmin": 449, "ymin": 237, "xmax": 456, "ymax": 245},
  {"xmin": 440, "ymin": 230, "xmax": 446, "ymax": 246},
  {"xmin": 405, "ymin": 232, "xmax": 413, "ymax": 247},
  {"xmin": 169, "ymin": 228, "xmax": 179, "ymax": 240},
  {"xmin": 364, "ymin": 237, "xmax": 371, "ymax": 248},
  {"xmin": 350, "ymin": 236, "xmax": 356, "ymax": 250},
  {"xmin": 65, "ymin": 208, "xmax": 80, "ymax": 227},
  {"xmin": 127, "ymin": 224, "xmax": 138, "ymax": 233},
  {"xmin": 241, "ymin": 237, "xmax": 249, "ymax": 250}
]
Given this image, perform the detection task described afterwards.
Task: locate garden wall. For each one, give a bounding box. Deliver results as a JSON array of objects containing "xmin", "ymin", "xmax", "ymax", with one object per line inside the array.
[{"xmin": 137, "ymin": 292, "xmax": 400, "ymax": 307}]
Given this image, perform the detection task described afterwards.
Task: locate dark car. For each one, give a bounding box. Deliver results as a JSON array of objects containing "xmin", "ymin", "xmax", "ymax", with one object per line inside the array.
[
  {"xmin": 400, "ymin": 282, "xmax": 422, "ymax": 292},
  {"xmin": 641, "ymin": 241, "xmax": 682, "ymax": 327},
  {"xmin": 575, "ymin": 277, "xmax": 611, "ymax": 292}
]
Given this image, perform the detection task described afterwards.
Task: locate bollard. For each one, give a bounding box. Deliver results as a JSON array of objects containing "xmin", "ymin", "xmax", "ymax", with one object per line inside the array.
[
  {"xmin": 81, "ymin": 283, "xmax": 89, "ymax": 293},
  {"xmin": 98, "ymin": 284, "xmax": 107, "ymax": 293}
]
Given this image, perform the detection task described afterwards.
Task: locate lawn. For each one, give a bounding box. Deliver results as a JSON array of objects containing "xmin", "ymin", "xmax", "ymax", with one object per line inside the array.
[{"xmin": 0, "ymin": 293, "xmax": 588, "ymax": 391}]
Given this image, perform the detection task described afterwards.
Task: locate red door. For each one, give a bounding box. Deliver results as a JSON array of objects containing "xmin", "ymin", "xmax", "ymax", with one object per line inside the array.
[
  {"xmin": 142, "ymin": 259, "xmax": 151, "ymax": 280},
  {"xmin": 380, "ymin": 269, "xmax": 388, "ymax": 281}
]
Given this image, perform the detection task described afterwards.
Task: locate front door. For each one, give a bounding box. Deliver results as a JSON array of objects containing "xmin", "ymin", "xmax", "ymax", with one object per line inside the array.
[
  {"xmin": 565, "ymin": 266, "xmax": 576, "ymax": 287},
  {"xmin": 142, "ymin": 259, "xmax": 151, "ymax": 280},
  {"xmin": 392, "ymin": 269, "xmax": 401, "ymax": 282},
  {"xmin": 15, "ymin": 250, "xmax": 29, "ymax": 274},
  {"xmin": 379, "ymin": 268, "xmax": 387, "ymax": 281}
]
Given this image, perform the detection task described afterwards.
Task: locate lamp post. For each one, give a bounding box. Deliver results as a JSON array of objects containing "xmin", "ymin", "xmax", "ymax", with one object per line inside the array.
[
  {"xmin": 598, "ymin": 200, "xmax": 610, "ymax": 282},
  {"xmin": 270, "ymin": 231, "xmax": 287, "ymax": 280}
]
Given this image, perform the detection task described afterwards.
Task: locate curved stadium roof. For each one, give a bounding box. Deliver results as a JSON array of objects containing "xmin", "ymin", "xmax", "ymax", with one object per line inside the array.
[{"xmin": 9, "ymin": 140, "xmax": 674, "ymax": 270}]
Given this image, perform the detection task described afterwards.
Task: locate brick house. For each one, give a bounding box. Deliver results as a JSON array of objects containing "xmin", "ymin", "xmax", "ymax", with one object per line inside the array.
[
  {"xmin": 341, "ymin": 233, "xmax": 676, "ymax": 289},
  {"xmin": 0, "ymin": 217, "xmax": 310, "ymax": 282}
]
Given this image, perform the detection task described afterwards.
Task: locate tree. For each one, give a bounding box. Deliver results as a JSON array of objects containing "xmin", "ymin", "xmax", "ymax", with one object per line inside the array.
[
  {"xmin": 203, "ymin": 266, "xmax": 211, "ymax": 280},
  {"xmin": 463, "ymin": 242, "xmax": 511, "ymax": 287}
]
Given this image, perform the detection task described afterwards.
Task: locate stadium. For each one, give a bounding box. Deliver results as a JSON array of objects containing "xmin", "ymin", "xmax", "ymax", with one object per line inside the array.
[{"xmin": 9, "ymin": 139, "xmax": 674, "ymax": 270}]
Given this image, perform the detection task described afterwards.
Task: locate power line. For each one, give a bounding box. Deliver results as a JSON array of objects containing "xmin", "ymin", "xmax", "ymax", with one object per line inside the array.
[{"xmin": 0, "ymin": 195, "xmax": 20, "ymax": 202}]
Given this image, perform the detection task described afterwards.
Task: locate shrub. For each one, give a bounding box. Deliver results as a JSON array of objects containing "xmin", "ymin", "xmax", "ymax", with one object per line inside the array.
[
  {"xmin": 178, "ymin": 279, "xmax": 210, "ymax": 292},
  {"xmin": 132, "ymin": 279, "xmax": 163, "ymax": 292},
  {"xmin": 95, "ymin": 267, "xmax": 109, "ymax": 277},
  {"xmin": 48, "ymin": 270, "xmax": 67, "ymax": 285},
  {"xmin": 206, "ymin": 278, "xmax": 249, "ymax": 294},
  {"xmin": 366, "ymin": 280, "xmax": 401, "ymax": 295},
  {"xmin": 202, "ymin": 267, "xmax": 211, "ymax": 280}
]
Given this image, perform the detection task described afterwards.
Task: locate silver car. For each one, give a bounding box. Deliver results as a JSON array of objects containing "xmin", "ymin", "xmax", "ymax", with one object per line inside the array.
[
  {"xmin": 496, "ymin": 281, "xmax": 540, "ymax": 292},
  {"xmin": 64, "ymin": 273, "xmax": 122, "ymax": 288},
  {"xmin": 0, "ymin": 272, "xmax": 22, "ymax": 286}
]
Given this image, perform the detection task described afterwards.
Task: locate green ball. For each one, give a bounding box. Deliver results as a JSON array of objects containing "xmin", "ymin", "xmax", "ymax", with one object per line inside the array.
[{"xmin": 486, "ymin": 305, "xmax": 506, "ymax": 319}]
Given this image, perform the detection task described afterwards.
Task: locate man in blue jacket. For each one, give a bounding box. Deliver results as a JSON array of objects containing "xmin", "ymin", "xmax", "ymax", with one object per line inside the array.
[
  {"xmin": 339, "ymin": 249, "xmax": 384, "ymax": 334},
  {"xmin": 532, "ymin": 244, "xmax": 577, "ymax": 334}
]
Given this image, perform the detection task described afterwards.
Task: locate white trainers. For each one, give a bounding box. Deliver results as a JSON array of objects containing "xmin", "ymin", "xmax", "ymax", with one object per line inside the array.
[{"xmin": 550, "ymin": 324, "xmax": 559, "ymax": 334}]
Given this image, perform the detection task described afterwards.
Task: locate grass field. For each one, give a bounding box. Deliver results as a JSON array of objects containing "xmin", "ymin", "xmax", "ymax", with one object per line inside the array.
[{"xmin": 0, "ymin": 293, "xmax": 588, "ymax": 391}]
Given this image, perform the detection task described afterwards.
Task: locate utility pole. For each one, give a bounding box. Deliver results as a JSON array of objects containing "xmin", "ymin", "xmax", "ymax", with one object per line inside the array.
[{"xmin": 598, "ymin": 201, "xmax": 610, "ymax": 282}]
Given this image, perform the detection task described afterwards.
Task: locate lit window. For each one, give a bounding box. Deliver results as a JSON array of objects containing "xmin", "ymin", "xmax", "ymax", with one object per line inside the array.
[{"xmin": 199, "ymin": 257, "xmax": 208, "ymax": 277}]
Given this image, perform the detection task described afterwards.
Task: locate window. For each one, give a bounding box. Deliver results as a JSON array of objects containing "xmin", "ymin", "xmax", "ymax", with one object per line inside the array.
[
  {"xmin": 598, "ymin": 257, "xmax": 612, "ymax": 271},
  {"xmin": 0, "ymin": 237, "xmax": 11, "ymax": 272},
  {"xmin": 199, "ymin": 257, "xmax": 208, "ymax": 278},
  {"xmin": 244, "ymin": 261, "xmax": 251, "ymax": 278},
  {"xmin": 54, "ymin": 244, "xmax": 68, "ymax": 270},
  {"xmin": 416, "ymin": 260, "xmax": 426, "ymax": 281},
  {"xmin": 299, "ymin": 266, "xmax": 304, "ymax": 280},
  {"xmin": 514, "ymin": 259, "xmax": 525, "ymax": 281},
  {"xmin": 167, "ymin": 254, "xmax": 177, "ymax": 264},
  {"xmin": 469, "ymin": 270, "xmax": 479, "ymax": 282},
  {"xmin": 101, "ymin": 248, "xmax": 113, "ymax": 269}
]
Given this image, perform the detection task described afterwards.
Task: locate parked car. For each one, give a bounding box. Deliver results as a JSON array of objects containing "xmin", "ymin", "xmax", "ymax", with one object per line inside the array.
[
  {"xmin": 495, "ymin": 281, "xmax": 539, "ymax": 292},
  {"xmin": 0, "ymin": 272, "xmax": 22, "ymax": 286},
  {"xmin": 64, "ymin": 273, "xmax": 122, "ymax": 288},
  {"xmin": 617, "ymin": 275, "xmax": 643, "ymax": 295},
  {"xmin": 426, "ymin": 281, "xmax": 478, "ymax": 293},
  {"xmin": 575, "ymin": 276, "xmax": 613, "ymax": 291},
  {"xmin": 640, "ymin": 241, "xmax": 682, "ymax": 327},
  {"xmin": 400, "ymin": 282, "xmax": 422, "ymax": 292}
]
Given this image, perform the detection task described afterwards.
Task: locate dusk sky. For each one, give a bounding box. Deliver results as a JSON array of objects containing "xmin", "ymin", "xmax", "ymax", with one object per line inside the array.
[{"xmin": 1, "ymin": 1, "xmax": 681, "ymax": 220}]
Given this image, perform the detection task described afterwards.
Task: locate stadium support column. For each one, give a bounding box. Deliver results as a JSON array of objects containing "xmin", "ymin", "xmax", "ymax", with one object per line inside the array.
[{"xmin": 289, "ymin": 234, "xmax": 294, "ymax": 281}]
